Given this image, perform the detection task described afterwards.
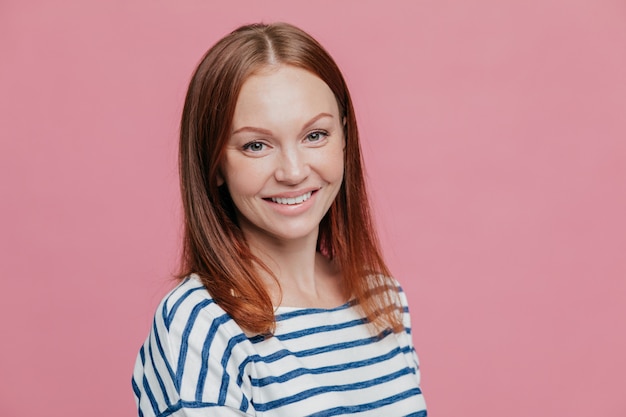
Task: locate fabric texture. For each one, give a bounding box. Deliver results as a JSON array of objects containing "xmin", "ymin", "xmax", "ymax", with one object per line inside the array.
[{"xmin": 133, "ymin": 275, "xmax": 427, "ymax": 416}]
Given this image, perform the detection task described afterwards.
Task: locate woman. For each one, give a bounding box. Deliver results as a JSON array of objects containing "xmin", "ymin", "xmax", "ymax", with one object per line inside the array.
[{"xmin": 133, "ymin": 22, "xmax": 427, "ymax": 416}]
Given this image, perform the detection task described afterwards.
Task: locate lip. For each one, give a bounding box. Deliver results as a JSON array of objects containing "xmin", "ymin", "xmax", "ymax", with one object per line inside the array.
[
  {"xmin": 263, "ymin": 187, "xmax": 320, "ymax": 200},
  {"xmin": 262, "ymin": 188, "xmax": 319, "ymax": 214}
]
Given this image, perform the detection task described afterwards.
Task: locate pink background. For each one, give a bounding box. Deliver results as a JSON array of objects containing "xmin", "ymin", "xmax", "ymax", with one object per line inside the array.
[{"xmin": 1, "ymin": 0, "xmax": 625, "ymax": 416}]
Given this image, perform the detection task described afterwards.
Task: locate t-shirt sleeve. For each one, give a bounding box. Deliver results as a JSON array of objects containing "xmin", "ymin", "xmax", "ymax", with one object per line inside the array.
[
  {"xmin": 132, "ymin": 285, "xmax": 255, "ymax": 417},
  {"xmin": 396, "ymin": 282, "xmax": 423, "ymax": 381}
]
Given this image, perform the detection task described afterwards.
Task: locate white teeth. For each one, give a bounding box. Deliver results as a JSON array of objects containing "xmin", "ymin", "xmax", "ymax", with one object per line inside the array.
[{"xmin": 271, "ymin": 191, "xmax": 312, "ymax": 205}]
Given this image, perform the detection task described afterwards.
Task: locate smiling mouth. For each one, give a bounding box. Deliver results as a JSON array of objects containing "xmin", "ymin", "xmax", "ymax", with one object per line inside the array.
[{"xmin": 269, "ymin": 191, "xmax": 313, "ymax": 205}]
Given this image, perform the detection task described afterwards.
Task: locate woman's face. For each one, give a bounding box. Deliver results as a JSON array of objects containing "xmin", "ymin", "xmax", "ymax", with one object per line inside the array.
[{"xmin": 220, "ymin": 65, "xmax": 345, "ymax": 247}]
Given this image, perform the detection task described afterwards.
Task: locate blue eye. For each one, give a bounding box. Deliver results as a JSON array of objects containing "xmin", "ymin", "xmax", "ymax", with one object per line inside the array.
[
  {"xmin": 243, "ymin": 141, "xmax": 265, "ymax": 152},
  {"xmin": 306, "ymin": 131, "xmax": 328, "ymax": 142}
]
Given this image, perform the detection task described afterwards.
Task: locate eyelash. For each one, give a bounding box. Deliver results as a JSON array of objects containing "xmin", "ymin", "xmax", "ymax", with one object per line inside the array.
[
  {"xmin": 241, "ymin": 130, "xmax": 329, "ymax": 153},
  {"xmin": 305, "ymin": 130, "xmax": 329, "ymax": 142},
  {"xmin": 242, "ymin": 141, "xmax": 266, "ymax": 152}
]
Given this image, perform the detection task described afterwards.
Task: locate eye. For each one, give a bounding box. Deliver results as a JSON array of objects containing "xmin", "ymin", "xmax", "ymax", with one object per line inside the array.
[
  {"xmin": 242, "ymin": 141, "xmax": 266, "ymax": 152},
  {"xmin": 305, "ymin": 130, "xmax": 328, "ymax": 143}
]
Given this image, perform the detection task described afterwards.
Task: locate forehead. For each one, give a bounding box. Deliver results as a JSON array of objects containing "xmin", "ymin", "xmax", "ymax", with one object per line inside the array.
[{"xmin": 232, "ymin": 65, "xmax": 340, "ymax": 128}]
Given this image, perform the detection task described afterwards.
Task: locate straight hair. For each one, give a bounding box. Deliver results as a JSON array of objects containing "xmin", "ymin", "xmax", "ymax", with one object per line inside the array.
[{"xmin": 179, "ymin": 22, "xmax": 402, "ymax": 335}]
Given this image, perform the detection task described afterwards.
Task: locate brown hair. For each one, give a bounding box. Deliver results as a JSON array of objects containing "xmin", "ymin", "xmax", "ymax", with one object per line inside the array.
[{"xmin": 179, "ymin": 22, "xmax": 402, "ymax": 335}]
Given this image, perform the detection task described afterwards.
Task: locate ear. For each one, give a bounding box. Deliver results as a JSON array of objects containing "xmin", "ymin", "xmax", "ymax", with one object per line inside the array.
[{"xmin": 216, "ymin": 171, "xmax": 225, "ymax": 186}]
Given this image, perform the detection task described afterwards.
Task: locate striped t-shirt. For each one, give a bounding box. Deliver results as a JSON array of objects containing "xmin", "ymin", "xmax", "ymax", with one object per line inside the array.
[{"xmin": 133, "ymin": 274, "xmax": 427, "ymax": 416}]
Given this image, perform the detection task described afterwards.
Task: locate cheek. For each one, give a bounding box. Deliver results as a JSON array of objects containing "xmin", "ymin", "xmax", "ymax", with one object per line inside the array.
[
  {"xmin": 330, "ymin": 157, "xmax": 345, "ymax": 182},
  {"xmin": 321, "ymin": 147, "xmax": 345, "ymax": 182},
  {"xmin": 222, "ymin": 158, "xmax": 268, "ymax": 198}
]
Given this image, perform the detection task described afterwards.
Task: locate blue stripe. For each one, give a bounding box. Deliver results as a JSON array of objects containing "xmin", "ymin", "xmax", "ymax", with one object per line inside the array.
[
  {"xmin": 247, "ymin": 333, "xmax": 268, "ymax": 343},
  {"xmin": 274, "ymin": 301, "xmax": 355, "ymax": 321},
  {"xmin": 268, "ymin": 291, "xmax": 405, "ymax": 333},
  {"xmin": 194, "ymin": 312, "xmax": 232, "ymax": 400},
  {"xmin": 218, "ymin": 333, "xmax": 249, "ymax": 404},
  {"xmin": 262, "ymin": 328, "xmax": 393, "ymax": 364},
  {"xmin": 135, "ymin": 346, "xmax": 147, "ymax": 416},
  {"xmin": 405, "ymin": 410, "xmax": 428, "ymax": 417},
  {"xmin": 151, "ymin": 318, "xmax": 176, "ymax": 390},
  {"xmin": 251, "ymin": 345, "xmax": 412, "ymax": 386},
  {"xmin": 131, "ymin": 378, "xmax": 145, "ymax": 417},
  {"xmin": 144, "ymin": 397, "xmax": 412, "ymax": 417},
  {"xmin": 148, "ymin": 332, "xmax": 171, "ymax": 406},
  {"xmin": 307, "ymin": 388, "xmax": 424, "ymax": 417},
  {"xmin": 272, "ymin": 318, "xmax": 366, "ymax": 341},
  {"xmin": 175, "ymin": 299, "xmax": 213, "ymax": 388},
  {"xmin": 155, "ymin": 401, "xmax": 182, "ymax": 417},
  {"xmin": 165, "ymin": 286, "xmax": 205, "ymax": 329},
  {"xmin": 239, "ymin": 393, "xmax": 249, "ymax": 412},
  {"xmin": 160, "ymin": 279, "xmax": 189, "ymax": 327},
  {"xmin": 237, "ymin": 328, "xmax": 395, "ymax": 383},
  {"xmin": 156, "ymin": 400, "xmax": 243, "ymax": 417},
  {"xmin": 273, "ymin": 284, "xmax": 402, "ymax": 322},
  {"xmin": 131, "ymin": 376, "xmax": 141, "ymax": 399},
  {"xmin": 142, "ymin": 374, "xmax": 160, "ymax": 416},
  {"xmin": 254, "ymin": 367, "xmax": 417, "ymax": 411}
]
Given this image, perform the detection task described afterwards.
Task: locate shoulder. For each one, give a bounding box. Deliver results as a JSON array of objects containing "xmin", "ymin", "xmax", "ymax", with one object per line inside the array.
[
  {"xmin": 394, "ymin": 279, "xmax": 414, "ymax": 332},
  {"xmin": 134, "ymin": 275, "xmax": 255, "ymax": 415},
  {"xmin": 157, "ymin": 274, "xmax": 220, "ymax": 330},
  {"xmin": 367, "ymin": 274, "xmax": 411, "ymax": 310},
  {"xmin": 369, "ymin": 274, "xmax": 414, "ymax": 332},
  {"xmin": 152, "ymin": 274, "xmax": 247, "ymax": 360},
  {"xmin": 394, "ymin": 278, "xmax": 411, "ymax": 310}
]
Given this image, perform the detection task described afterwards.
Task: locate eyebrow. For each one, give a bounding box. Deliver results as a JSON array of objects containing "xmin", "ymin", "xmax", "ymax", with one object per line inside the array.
[{"xmin": 231, "ymin": 112, "xmax": 334, "ymax": 136}]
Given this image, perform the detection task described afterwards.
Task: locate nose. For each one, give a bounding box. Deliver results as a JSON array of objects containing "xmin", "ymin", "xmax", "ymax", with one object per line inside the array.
[{"xmin": 274, "ymin": 146, "xmax": 310, "ymax": 184}]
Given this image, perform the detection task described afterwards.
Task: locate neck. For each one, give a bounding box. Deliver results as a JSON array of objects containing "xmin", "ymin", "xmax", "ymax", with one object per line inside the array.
[{"xmin": 244, "ymin": 229, "xmax": 345, "ymax": 308}]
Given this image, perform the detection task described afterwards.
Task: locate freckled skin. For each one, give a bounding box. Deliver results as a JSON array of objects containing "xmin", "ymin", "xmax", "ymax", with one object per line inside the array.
[{"xmin": 221, "ymin": 65, "xmax": 345, "ymax": 249}]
